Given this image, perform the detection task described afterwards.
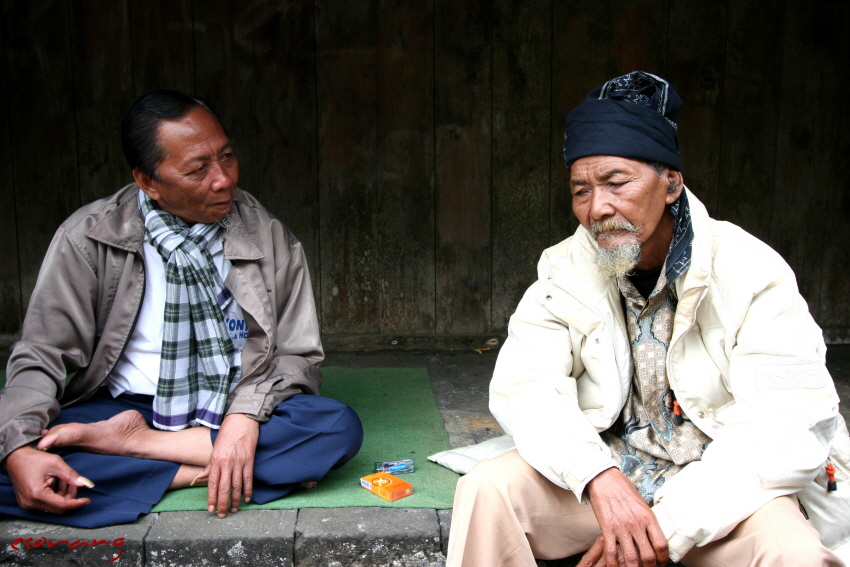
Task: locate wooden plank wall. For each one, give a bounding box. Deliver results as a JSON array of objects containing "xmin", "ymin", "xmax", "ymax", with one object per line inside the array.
[{"xmin": 1, "ymin": 0, "xmax": 848, "ymax": 350}]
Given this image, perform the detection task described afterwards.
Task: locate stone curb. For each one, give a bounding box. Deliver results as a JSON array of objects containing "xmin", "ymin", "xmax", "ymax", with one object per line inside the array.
[
  {"xmin": 296, "ymin": 508, "xmax": 444, "ymax": 567},
  {"xmin": 145, "ymin": 510, "xmax": 296, "ymax": 567},
  {"xmin": 0, "ymin": 508, "xmax": 448, "ymax": 567}
]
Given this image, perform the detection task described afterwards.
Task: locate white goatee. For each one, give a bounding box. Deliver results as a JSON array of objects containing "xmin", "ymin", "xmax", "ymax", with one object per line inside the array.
[
  {"xmin": 595, "ymin": 242, "xmax": 642, "ymax": 279},
  {"xmin": 590, "ymin": 219, "xmax": 642, "ymax": 279}
]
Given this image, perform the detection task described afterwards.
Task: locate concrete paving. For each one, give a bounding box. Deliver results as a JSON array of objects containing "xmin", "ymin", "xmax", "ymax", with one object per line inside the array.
[
  {"xmin": 294, "ymin": 508, "xmax": 443, "ymax": 567},
  {"xmin": 2, "ymin": 347, "xmax": 849, "ymax": 567},
  {"xmin": 145, "ymin": 510, "xmax": 296, "ymax": 567}
]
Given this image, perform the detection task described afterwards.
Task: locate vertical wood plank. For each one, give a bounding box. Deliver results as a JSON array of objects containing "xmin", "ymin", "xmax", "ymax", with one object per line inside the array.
[
  {"xmin": 2, "ymin": 2, "xmax": 849, "ymax": 344},
  {"xmin": 316, "ymin": 0, "xmax": 380, "ymax": 334},
  {"xmin": 549, "ymin": 0, "xmax": 609, "ymax": 245},
  {"xmin": 250, "ymin": 0, "xmax": 322, "ymax": 315},
  {"xmin": 376, "ymin": 0, "xmax": 436, "ymax": 332},
  {"xmin": 715, "ymin": 0, "xmax": 783, "ymax": 243},
  {"xmin": 69, "ymin": 0, "xmax": 135, "ymax": 204},
  {"xmin": 435, "ymin": 0, "xmax": 493, "ymax": 334},
  {"xmin": 2, "ymin": 0, "xmax": 79, "ymax": 311},
  {"xmin": 491, "ymin": 0, "xmax": 551, "ymax": 330},
  {"xmin": 0, "ymin": 10, "xmax": 21, "ymax": 332},
  {"xmin": 192, "ymin": 0, "xmax": 257, "ymax": 199},
  {"xmin": 129, "ymin": 0, "xmax": 194, "ymax": 94},
  {"xmin": 666, "ymin": 0, "xmax": 726, "ymax": 216},
  {"xmin": 816, "ymin": 1, "xmax": 850, "ymax": 340},
  {"xmin": 770, "ymin": 0, "xmax": 841, "ymax": 315},
  {"xmin": 608, "ymin": 0, "xmax": 669, "ymax": 77}
]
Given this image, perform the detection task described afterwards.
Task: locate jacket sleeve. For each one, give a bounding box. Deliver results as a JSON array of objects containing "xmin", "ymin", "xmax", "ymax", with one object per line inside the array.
[
  {"xmin": 651, "ymin": 261, "xmax": 840, "ymax": 561},
  {"xmin": 0, "ymin": 227, "xmax": 98, "ymax": 463},
  {"xmin": 490, "ymin": 253, "xmax": 619, "ymax": 501},
  {"xmin": 225, "ymin": 225, "xmax": 323, "ymax": 421}
]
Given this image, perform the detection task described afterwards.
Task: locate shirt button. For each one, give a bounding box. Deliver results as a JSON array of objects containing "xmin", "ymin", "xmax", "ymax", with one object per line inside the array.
[
  {"xmin": 252, "ymin": 401, "xmax": 260, "ymax": 407},
  {"xmin": 698, "ymin": 411, "xmax": 705, "ymax": 419},
  {"xmin": 545, "ymin": 295, "xmax": 552, "ymax": 301}
]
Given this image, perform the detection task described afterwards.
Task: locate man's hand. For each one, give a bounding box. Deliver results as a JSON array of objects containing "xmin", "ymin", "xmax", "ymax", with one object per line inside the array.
[
  {"xmin": 204, "ymin": 413, "xmax": 259, "ymax": 518},
  {"xmin": 581, "ymin": 468, "xmax": 669, "ymax": 567},
  {"xmin": 5, "ymin": 445, "xmax": 93, "ymax": 513}
]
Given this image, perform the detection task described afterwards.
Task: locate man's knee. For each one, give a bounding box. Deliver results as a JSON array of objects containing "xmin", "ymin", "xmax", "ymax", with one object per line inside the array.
[
  {"xmin": 457, "ymin": 456, "xmax": 508, "ymax": 499},
  {"xmin": 330, "ymin": 403, "xmax": 363, "ymax": 459},
  {"xmin": 278, "ymin": 395, "xmax": 362, "ymax": 435},
  {"xmin": 754, "ymin": 541, "xmax": 843, "ymax": 567},
  {"xmin": 300, "ymin": 396, "xmax": 363, "ymax": 465},
  {"xmin": 457, "ymin": 451, "xmax": 546, "ymax": 509},
  {"xmin": 261, "ymin": 395, "xmax": 363, "ymax": 460},
  {"xmin": 683, "ymin": 496, "xmax": 844, "ymax": 567},
  {"xmin": 452, "ymin": 451, "xmax": 598, "ymax": 565}
]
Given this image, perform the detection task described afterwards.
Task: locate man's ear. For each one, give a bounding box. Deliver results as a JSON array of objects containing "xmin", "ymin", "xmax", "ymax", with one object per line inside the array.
[
  {"xmin": 133, "ymin": 168, "xmax": 161, "ymax": 201},
  {"xmin": 664, "ymin": 169, "xmax": 684, "ymax": 204}
]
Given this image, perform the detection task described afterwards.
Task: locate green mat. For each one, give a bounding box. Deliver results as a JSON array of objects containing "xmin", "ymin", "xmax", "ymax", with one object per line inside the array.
[
  {"xmin": 156, "ymin": 366, "xmax": 458, "ymax": 511},
  {"xmin": 1, "ymin": 367, "xmax": 458, "ymax": 510}
]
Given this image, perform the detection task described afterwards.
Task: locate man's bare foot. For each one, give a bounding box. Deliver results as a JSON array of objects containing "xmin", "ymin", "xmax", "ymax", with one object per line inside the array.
[
  {"xmin": 300, "ymin": 481, "xmax": 318, "ymax": 489},
  {"xmin": 38, "ymin": 410, "xmax": 151, "ymax": 456}
]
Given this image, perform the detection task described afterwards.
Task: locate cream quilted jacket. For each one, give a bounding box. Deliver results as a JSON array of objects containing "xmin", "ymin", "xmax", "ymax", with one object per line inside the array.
[{"xmin": 490, "ymin": 189, "xmax": 850, "ymax": 562}]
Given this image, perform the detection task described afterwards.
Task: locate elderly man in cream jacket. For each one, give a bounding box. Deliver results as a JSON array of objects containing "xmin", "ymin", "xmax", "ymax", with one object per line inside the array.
[{"xmin": 446, "ymin": 71, "xmax": 850, "ymax": 567}]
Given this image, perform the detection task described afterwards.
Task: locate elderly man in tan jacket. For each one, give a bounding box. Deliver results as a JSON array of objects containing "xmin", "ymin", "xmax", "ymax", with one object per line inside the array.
[{"xmin": 447, "ymin": 72, "xmax": 849, "ymax": 567}]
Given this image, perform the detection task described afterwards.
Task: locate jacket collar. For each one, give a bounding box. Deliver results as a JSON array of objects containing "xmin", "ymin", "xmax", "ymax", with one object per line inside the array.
[
  {"xmin": 673, "ymin": 187, "xmax": 711, "ymax": 296},
  {"xmin": 86, "ymin": 184, "xmax": 264, "ymax": 261}
]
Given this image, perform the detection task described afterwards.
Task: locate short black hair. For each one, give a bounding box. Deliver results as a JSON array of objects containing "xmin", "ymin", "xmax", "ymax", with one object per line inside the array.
[
  {"xmin": 121, "ymin": 89, "xmax": 218, "ymax": 180},
  {"xmin": 647, "ymin": 161, "xmax": 668, "ymax": 176}
]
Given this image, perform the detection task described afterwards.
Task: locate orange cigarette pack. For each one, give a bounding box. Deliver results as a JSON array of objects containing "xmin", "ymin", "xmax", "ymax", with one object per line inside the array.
[{"xmin": 360, "ymin": 472, "xmax": 413, "ymax": 502}]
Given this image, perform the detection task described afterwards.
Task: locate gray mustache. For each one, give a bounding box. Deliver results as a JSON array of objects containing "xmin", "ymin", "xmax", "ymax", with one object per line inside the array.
[{"xmin": 591, "ymin": 220, "xmax": 638, "ymax": 238}]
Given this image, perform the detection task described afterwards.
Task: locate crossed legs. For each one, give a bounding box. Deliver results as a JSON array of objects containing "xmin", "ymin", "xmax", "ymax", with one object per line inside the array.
[
  {"xmin": 0, "ymin": 391, "xmax": 363, "ymax": 528},
  {"xmin": 38, "ymin": 409, "xmax": 212, "ymax": 488}
]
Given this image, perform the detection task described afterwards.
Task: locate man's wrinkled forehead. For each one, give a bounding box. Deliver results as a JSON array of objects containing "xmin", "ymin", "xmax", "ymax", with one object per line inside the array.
[
  {"xmin": 570, "ymin": 166, "xmax": 631, "ymax": 187},
  {"xmin": 569, "ymin": 156, "xmax": 647, "ymax": 189}
]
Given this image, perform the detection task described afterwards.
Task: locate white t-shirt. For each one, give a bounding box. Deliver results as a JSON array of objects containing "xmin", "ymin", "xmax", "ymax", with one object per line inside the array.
[{"xmin": 107, "ymin": 233, "xmax": 247, "ymax": 397}]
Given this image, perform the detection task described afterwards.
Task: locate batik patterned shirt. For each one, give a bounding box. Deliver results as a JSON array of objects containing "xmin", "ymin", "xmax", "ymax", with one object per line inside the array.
[{"xmin": 600, "ymin": 192, "xmax": 712, "ymax": 504}]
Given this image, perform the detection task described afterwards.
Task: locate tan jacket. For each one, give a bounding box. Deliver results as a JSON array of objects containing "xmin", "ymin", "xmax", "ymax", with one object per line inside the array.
[
  {"xmin": 491, "ymin": 189, "xmax": 850, "ymax": 562},
  {"xmin": 0, "ymin": 183, "xmax": 323, "ymax": 462}
]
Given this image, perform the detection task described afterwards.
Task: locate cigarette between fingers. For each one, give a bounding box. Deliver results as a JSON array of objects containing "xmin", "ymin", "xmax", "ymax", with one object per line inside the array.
[{"xmin": 190, "ymin": 473, "xmax": 202, "ymax": 487}]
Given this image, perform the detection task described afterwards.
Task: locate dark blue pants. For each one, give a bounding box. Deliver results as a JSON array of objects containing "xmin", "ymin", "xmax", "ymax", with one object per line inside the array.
[{"xmin": 0, "ymin": 390, "xmax": 363, "ymax": 528}]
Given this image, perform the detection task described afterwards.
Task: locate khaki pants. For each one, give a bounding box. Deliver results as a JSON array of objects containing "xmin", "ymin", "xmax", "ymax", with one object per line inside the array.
[{"xmin": 446, "ymin": 450, "xmax": 844, "ymax": 567}]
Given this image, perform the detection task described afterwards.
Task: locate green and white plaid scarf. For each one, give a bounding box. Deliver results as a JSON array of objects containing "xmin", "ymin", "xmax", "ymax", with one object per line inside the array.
[{"xmin": 138, "ymin": 190, "xmax": 241, "ymax": 430}]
